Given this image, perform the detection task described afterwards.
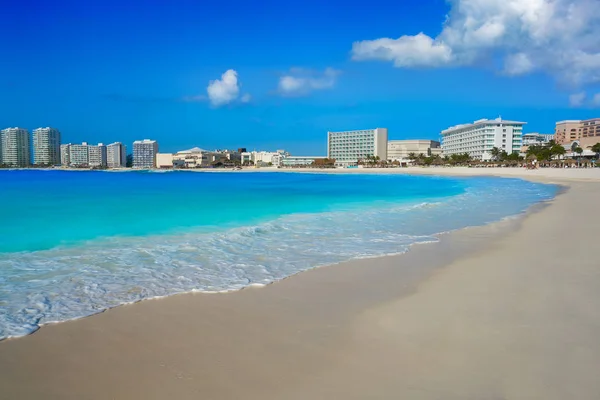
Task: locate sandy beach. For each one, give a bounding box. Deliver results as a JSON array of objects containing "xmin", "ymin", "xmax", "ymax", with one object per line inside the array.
[{"xmin": 1, "ymin": 168, "xmax": 599, "ymax": 399}]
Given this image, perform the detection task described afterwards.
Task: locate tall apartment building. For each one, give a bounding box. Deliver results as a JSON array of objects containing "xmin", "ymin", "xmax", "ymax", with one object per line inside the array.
[
  {"xmin": 387, "ymin": 140, "xmax": 442, "ymax": 160},
  {"xmin": 327, "ymin": 128, "xmax": 388, "ymax": 167},
  {"xmin": 88, "ymin": 143, "xmax": 107, "ymax": 167},
  {"xmin": 60, "ymin": 144, "xmax": 71, "ymax": 166},
  {"xmin": 69, "ymin": 143, "xmax": 90, "ymax": 166},
  {"xmin": 441, "ymin": 118, "xmax": 524, "ymax": 160},
  {"xmin": 133, "ymin": 139, "xmax": 159, "ymax": 168},
  {"xmin": 32, "ymin": 127, "xmax": 61, "ymax": 165},
  {"xmin": 1, "ymin": 127, "xmax": 30, "ymax": 167},
  {"xmin": 106, "ymin": 142, "xmax": 127, "ymax": 168}
]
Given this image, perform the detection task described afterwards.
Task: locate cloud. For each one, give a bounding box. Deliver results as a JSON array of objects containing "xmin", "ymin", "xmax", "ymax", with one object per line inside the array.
[
  {"xmin": 207, "ymin": 69, "xmax": 241, "ymax": 106},
  {"xmin": 569, "ymin": 92, "xmax": 586, "ymax": 107},
  {"xmin": 351, "ymin": 0, "xmax": 600, "ymax": 85},
  {"xmin": 240, "ymin": 93, "xmax": 252, "ymax": 103},
  {"xmin": 278, "ymin": 67, "xmax": 341, "ymax": 96}
]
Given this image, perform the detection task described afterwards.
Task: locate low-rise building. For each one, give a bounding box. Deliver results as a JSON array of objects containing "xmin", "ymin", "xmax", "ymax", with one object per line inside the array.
[
  {"xmin": 387, "ymin": 140, "xmax": 441, "ymax": 160},
  {"xmin": 241, "ymin": 150, "xmax": 288, "ymax": 167},
  {"xmin": 281, "ymin": 156, "xmax": 325, "ymax": 167},
  {"xmin": 156, "ymin": 153, "xmax": 175, "ymax": 168},
  {"xmin": 522, "ymin": 133, "xmax": 554, "ymax": 146}
]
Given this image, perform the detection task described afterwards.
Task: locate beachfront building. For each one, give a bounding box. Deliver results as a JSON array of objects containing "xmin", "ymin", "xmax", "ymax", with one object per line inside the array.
[
  {"xmin": 387, "ymin": 140, "xmax": 442, "ymax": 161},
  {"xmin": 60, "ymin": 144, "xmax": 71, "ymax": 166},
  {"xmin": 69, "ymin": 143, "xmax": 90, "ymax": 167},
  {"xmin": 555, "ymin": 120, "xmax": 582, "ymax": 144},
  {"xmin": 327, "ymin": 128, "xmax": 388, "ymax": 167},
  {"xmin": 522, "ymin": 133, "xmax": 554, "ymax": 146},
  {"xmin": 1, "ymin": 127, "xmax": 30, "ymax": 167},
  {"xmin": 441, "ymin": 118, "xmax": 525, "ymax": 161},
  {"xmin": 133, "ymin": 139, "xmax": 159, "ymax": 169},
  {"xmin": 88, "ymin": 143, "xmax": 107, "ymax": 167},
  {"xmin": 281, "ymin": 156, "xmax": 325, "ymax": 167},
  {"xmin": 241, "ymin": 150, "xmax": 288, "ymax": 167},
  {"xmin": 156, "ymin": 153, "xmax": 175, "ymax": 168},
  {"xmin": 32, "ymin": 127, "xmax": 61, "ymax": 166},
  {"xmin": 106, "ymin": 142, "xmax": 127, "ymax": 168}
]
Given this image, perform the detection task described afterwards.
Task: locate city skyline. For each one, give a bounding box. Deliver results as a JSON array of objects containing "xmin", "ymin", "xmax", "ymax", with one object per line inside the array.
[{"xmin": 2, "ymin": 0, "xmax": 600, "ymax": 155}]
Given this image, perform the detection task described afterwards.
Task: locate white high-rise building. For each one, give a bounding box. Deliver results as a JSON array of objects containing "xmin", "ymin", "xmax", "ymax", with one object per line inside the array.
[
  {"xmin": 106, "ymin": 142, "xmax": 127, "ymax": 168},
  {"xmin": 441, "ymin": 118, "xmax": 525, "ymax": 160},
  {"xmin": 69, "ymin": 143, "xmax": 90, "ymax": 166},
  {"xmin": 133, "ymin": 139, "xmax": 158, "ymax": 168},
  {"xmin": 32, "ymin": 127, "xmax": 61, "ymax": 166},
  {"xmin": 327, "ymin": 128, "xmax": 388, "ymax": 167},
  {"xmin": 88, "ymin": 143, "xmax": 107, "ymax": 167},
  {"xmin": 60, "ymin": 144, "xmax": 71, "ymax": 166},
  {"xmin": 1, "ymin": 127, "xmax": 30, "ymax": 167}
]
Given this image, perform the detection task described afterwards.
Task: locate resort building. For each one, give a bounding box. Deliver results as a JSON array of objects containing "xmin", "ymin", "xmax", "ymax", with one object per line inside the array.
[
  {"xmin": 240, "ymin": 150, "xmax": 288, "ymax": 167},
  {"xmin": 441, "ymin": 118, "xmax": 525, "ymax": 160},
  {"xmin": 88, "ymin": 143, "xmax": 107, "ymax": 167},
  {"xmin": 281, "ymin": 156, "xmax": 325, "ymax": 167},
  {"xmin": 32, "ymin": 127, "xmax": 61, "ymax": 166},
  {"xmin": 133, "ymin": 139, "xmax": 159, "ymax": 169},
  {"xmin": 387, "ymin": 140, "xmax": 442, "ymax": 160},
  {"xmin": 522, "ymin": 133, "xmax": 554, "ymax": 146},
  {"xmin": 327, "ymin": 128, "xmax": 388, "ymax": 167},
  {"xmin": 555, "ymin": 120, "xmax": 583, "ymax": 144},
  {"xmin": 156, "ymin": 153, "xmax": 175, "ymax": 168},
  {"xmin": 69, "ymin": 143, "xmax": 90, "ymax": 167},
  {"xmin": 1, "ymin": 127, "xmax": 30, "ymax": 167},
  {"xmin": 106, "ymin": 142, "xmax": 127, "ymax": 168}
]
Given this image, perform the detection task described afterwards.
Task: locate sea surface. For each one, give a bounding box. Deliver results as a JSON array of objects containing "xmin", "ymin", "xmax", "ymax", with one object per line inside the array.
[{"xmin": 0, "ymin": 170, "xmax": 557, "ymax": 339}]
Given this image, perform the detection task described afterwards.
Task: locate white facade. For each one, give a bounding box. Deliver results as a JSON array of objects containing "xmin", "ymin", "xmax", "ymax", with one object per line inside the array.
[
  {"xmin": 60, "ymin": 144, "xmax": 71, "ymax": 166},
  {"xmin": 1, "ymin": 127, "xmax": 30, "ymax": 167},
  {"xmin": 441, "ymin": 118, "xmax": 525, "ymax": 160},
  {"xmin": 522, "ymin": 133, "xmax": 554, "ymax": 146},
  {"xmin": 106, "ymin": 142, "xmax": 127, "ymax": 168},
  {"xmin": 327, "ymin": 128, "xmax": 388, "ymax": 167},
  {"xmin": 88, "ymin": 143, "xmax": 107, "ymax": 167},
  {"xmin": 69, "ymin": 143, "xmax": 90, "ymax": 166},
  {"xmin": 281, "ymin": 156, "xmax": 324, "ymax": 167},
  {"xmin": 156, "ymin": 153, "xmax": 174, "ymax": 168},
  {"xmin": 133, "ymin": 139, "xmax": 158, "ymax": 169},
  {"xmin": 241, "ymin": 150, "xmax": 287, "ymax": 167},
  {"xmin": 32, "ymin": 127, "xmax": 61, "ymax": 165}
]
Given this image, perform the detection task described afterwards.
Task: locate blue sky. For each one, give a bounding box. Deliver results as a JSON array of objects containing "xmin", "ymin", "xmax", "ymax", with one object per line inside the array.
[{"xmin": 2, "ymin": 0, "xmax": 599, "ymax": 155}]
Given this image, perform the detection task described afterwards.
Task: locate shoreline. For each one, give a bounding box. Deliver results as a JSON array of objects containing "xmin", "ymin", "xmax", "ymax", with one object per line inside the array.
[{"xmin": 1, "ymin": 169, "xmax": 599, "ymax": 399}]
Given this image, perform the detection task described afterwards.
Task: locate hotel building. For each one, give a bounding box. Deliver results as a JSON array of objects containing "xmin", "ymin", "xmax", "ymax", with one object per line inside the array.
[
  {"xmin": 387, "ymin": 140, "xmax": 442, "ymax": 160},
  {"xmin": 69, "ymin": 143, "xmax": 90, "ymax": 166},
  {"xmin": 106, "ymin": 142, "xmax": 127, "ymax": 168},
  {"xmin": 1, "ymin": 127, "xmax": 30, "ymax": 167},
  {"xmin": 522, "ymin": 133, "xmax": 554, "ymax": 146},
  {"xmin": 555, "ymin": 120, "xmax": 583, "ymax": 144},
  {"xmin": 133, "ymin": 139, "xmax": 159, "ymax": 168},
  {"xmin": 60, "ymin": 144, "xmax": 71, "ymax": 165},
  {"xmin": 441, "ymin": 118, "xmax": 524, "ymax": 160},
  {"xmin": 327, "ymin": 128, "xmax": 388, "ymax": 167},
  {"xmin": 32, "ymin": 127, "xmax": 61, "ymax": 165},
  {"xmin": 88, "ymin": 143, "xmax": 107, "ymax": 167}
]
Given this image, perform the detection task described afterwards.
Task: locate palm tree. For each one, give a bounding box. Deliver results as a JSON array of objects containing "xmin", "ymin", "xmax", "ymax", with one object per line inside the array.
[
  {"xmin": 575, "ymin": 147, "xmax": 583, "ymax": 166},
  {"xmin": 490, "ymin": 147, "xmax": 501, "ymax": 161},
  {"xmin": 550, "ymin": 144, "xmax": 566, "ymax": 160},
  {"xmin": 407, "ymin": 152, "xmax": 417, "ymax": 161},
  {"xmin": 592, "ymin": 143, "xmax": 600, "ymax": 159}
]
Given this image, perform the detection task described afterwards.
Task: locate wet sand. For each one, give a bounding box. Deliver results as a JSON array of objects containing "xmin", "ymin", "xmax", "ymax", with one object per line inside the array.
[{"xmin": 1, "ymin": 169, "xmax": 599, "ymax": 399}]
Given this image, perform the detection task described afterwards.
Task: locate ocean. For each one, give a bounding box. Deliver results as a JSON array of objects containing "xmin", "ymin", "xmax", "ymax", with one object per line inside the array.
[{"xmin": 0, "ymin": 170, "xmax": 558, "ymax": 339}]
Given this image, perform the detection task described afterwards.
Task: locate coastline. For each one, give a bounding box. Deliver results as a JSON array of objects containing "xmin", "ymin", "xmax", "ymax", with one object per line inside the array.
[{"xmin": 1, "ymin": 169, "xmax": 599, "ymax": 399}]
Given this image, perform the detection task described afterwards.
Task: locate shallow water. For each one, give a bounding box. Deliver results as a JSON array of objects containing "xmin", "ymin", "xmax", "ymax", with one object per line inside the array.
[{"xmin": 0, "ymin": 170, "xmax": 557, "ymax": 339}]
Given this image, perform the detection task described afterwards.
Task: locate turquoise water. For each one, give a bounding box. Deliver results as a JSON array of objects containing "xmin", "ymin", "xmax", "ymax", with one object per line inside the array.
[{"xmin": 0, "ymin": 170, "xmax": 557, "ymax": 339}]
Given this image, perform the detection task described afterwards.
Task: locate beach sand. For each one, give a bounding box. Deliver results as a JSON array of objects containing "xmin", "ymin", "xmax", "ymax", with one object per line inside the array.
[{"xmin": 1, "ymin": 168, "xmax": 599, "ymax": 399}]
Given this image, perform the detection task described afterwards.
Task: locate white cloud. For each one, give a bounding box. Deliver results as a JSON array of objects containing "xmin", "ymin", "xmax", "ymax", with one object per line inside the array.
[
  {"xmin": 278, "ymin": 67, "xmax": 341, "ymax": 96},
  {"xmin": 240, "ymin": 93, "xmax": 252, "ymax": 103},
  {"xmin": 207, "ymin": 69, "xmax": 241, "ymax": 106},
  {"xmin": 569, "ymin": 92, "xmax": 586, "ymax": 107},
  {"xmin": 351, "ymin": 0, "xmax": 600, "ymax": 85}
]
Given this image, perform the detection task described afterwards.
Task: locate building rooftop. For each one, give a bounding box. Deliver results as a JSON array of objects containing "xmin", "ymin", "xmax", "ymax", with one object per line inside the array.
[{"xmin": 442, "ymin": 117, "xmax": 526, "ymax": 134}]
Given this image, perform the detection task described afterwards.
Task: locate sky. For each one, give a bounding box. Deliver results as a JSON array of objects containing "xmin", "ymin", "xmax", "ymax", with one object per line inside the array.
[{"xmin": 2, "ymin": 0, "xmax": 600, "ymax": 155}]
